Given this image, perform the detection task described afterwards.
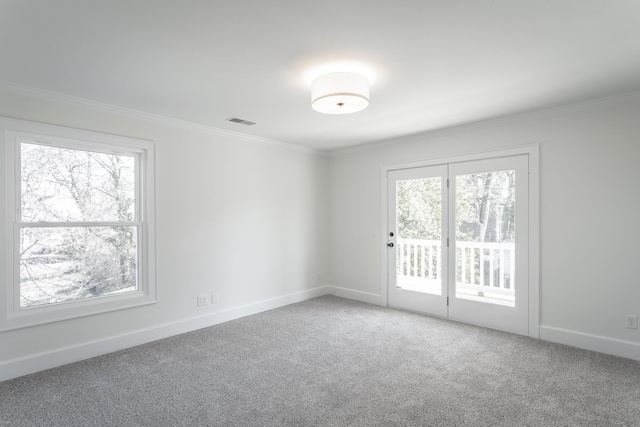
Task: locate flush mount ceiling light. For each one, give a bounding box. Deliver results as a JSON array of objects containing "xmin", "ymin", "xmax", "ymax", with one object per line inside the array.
[{"xmin": 311, "ymin": 72, "xmax": 370, "ymax": 114}]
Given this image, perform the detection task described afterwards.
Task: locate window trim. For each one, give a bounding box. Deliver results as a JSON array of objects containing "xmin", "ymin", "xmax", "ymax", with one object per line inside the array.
[{"xmin": 1, "ymin": 118, "xmax": 156, "ymax": 331}]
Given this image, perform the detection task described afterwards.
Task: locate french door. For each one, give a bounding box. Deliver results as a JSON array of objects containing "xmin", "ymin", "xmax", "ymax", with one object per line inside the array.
[
  {"xmin": 387, "ymin": 155, "xmax": 529, "ymax": 335},
  {"xmin": 387, "ymin": 165, "xmax": 448, "ymax": 317}
]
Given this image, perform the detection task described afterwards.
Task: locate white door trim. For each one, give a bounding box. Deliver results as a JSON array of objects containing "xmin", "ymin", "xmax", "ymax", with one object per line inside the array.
[{"xmin": 380, "ymin": 144, "xmax": 540, "ymax": 338}]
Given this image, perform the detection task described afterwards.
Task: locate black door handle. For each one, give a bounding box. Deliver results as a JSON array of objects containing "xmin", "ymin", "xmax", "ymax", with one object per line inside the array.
[{"xmin": 387, "ymin": 242, "xmax": 394, "ymax": 248}]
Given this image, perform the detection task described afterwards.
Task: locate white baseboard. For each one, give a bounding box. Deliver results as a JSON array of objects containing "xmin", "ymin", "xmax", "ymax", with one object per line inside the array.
[
  {"xmin": 540, "ymin": 325, "xmax": 640, "ymax": 361},
  {"xmin": 7, "ymin": 290, "xmax": 636, "ymax": 383},
  {"xmin": 0, "ymin": 286, "xmax": 329, "ymax": 382},
  {"xmin": 326, "ymin": 285, "xmax": 384, "ymax": 306}
]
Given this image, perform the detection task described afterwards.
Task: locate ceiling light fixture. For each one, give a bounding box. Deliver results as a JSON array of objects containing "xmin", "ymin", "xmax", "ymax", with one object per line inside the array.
[{"xmin": 311, "ymin": 72, "xmax": 369, "ymax": 114}]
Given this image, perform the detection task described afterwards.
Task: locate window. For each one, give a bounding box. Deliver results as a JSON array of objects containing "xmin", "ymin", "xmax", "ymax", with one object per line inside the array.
[{"xmin": 1, "ymin": 119, "xmax": 156, "ymax": 330}]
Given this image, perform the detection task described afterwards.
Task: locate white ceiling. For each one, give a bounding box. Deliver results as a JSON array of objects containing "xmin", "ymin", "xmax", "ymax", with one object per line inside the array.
[{"xmin": 1, "ymin": 1, "xmax": 640, "ymax": 151}]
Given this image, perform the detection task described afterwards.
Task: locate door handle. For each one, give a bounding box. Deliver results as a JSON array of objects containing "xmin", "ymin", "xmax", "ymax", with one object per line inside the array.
[{"xmin": 387, "ymin": 242, "xmax": 394, "ymax": 248}]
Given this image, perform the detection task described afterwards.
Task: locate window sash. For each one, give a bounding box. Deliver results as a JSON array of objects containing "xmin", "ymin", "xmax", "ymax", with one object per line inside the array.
[
  {"xmin": 16, "ymin": 139, "xmax": 142, "ymax": 224},
  {"xmin": 16, "ymin": 224, "xmax": 142, "ymax": 309}
]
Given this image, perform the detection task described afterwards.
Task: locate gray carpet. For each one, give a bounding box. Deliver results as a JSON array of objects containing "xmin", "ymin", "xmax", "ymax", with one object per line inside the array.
[{"xmin": 1, "ymin": 296, "xmax": 640, "ymax": 426}]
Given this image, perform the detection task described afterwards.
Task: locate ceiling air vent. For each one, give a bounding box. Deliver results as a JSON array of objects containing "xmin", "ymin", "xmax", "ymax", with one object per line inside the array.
[{"xmin": 226, "ymin": 117, "xmax": 256, "ymax": 126}]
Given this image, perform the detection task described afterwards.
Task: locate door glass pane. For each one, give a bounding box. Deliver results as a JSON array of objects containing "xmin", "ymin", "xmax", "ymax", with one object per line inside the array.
[
  {"xmin": 455, "ymin": 170, "xmax": 515, "ymax": 306},
  {"xmin": 396, "ymin": 177, "xmax": 442, "ymax": 295}
]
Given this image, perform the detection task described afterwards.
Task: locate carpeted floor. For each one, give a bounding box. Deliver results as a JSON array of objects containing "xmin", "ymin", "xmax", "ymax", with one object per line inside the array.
[{"xmin": 1, "ymin": 295, "xmax": 640, "ymax": 426}]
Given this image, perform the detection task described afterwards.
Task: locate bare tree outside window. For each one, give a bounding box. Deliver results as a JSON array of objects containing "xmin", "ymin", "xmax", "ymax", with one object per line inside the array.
[
  {"xmin": 19, "ymin": 143, "xmax": 138, "ymax": 308},
  {"xmin": 455, "ymin": 171, "xmax": 516, "ymax": 245}
]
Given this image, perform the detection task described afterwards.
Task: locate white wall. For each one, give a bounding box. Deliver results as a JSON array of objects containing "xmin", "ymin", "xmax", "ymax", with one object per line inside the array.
[
  {"xmin": 1, "ymin": 88, "xmax": 639, "ymax": 381},
  {"xmin": 0, "ymin": 90, "xmax": 329, "ymax": 379},
  {"xmin": 328, "ymin": 93, "xmax": 640, "ymax": 359}
]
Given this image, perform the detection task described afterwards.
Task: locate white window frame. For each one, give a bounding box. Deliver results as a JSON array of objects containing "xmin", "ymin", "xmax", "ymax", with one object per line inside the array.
[{"xmin": 0, "ymin": 118, "xmax": 156, "ymax": 331}]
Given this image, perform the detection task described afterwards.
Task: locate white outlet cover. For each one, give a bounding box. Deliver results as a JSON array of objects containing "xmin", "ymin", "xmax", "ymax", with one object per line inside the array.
[
  {"xmin": 626, "ymin": 315, "xmax": 638, "ymax": 329},
  {"xmin": 197, "ymin": 295, "xmax": 208, "ymax": 306}
]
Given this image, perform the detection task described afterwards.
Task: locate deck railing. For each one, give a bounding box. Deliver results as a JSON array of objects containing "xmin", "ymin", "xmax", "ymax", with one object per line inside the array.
[{"xmin": 396, "ymin": 238, "xmax": 515, "ymax": 298}]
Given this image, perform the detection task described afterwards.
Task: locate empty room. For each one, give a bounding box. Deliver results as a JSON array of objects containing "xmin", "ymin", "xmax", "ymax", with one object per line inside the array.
[{"xmin": 1, "ymin": 1, "xmax": 640, "ymax": 426}]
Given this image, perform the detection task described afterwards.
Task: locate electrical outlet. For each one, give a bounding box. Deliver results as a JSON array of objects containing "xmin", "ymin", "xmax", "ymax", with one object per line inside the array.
[
  {"xmin": 626, "ymin": 315, "xmax": 638, "ymax": 330},
  {"xmin": 317, "ymin": 272, "xmax": 321, "ymax": 281},
  {"xmin": 211, "ymin": 293, "xmax": 218, "ymax": 304},
  {"xmin": 197, "ymin": 295, "xmax": 208, "ymax": 306}
]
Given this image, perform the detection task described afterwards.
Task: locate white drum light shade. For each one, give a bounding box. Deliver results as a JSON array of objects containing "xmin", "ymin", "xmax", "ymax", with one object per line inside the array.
[{"xmin": 311, "ymin": 72, "xmax": 370, "ymax": 114}]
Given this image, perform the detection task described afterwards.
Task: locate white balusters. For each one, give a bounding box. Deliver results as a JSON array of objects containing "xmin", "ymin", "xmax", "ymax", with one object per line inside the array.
[{"xmin": 398, "ymin": 238, "xmax": 515, "ymax": 294}]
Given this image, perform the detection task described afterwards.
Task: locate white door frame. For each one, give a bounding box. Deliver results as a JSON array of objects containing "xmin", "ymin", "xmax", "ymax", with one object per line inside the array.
[{"xmin": 380, "ymin": 144, "xmax": 540, "ymax": 338}]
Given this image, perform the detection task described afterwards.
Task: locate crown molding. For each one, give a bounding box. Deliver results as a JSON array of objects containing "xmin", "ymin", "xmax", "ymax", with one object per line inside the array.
[
  {"xmin": 0, "ymin": 80, "xmax": 323, "ymax": 156},
  {"xmin": 330, "ymin": 89, "xmax": 640, "ymax": 157}
]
